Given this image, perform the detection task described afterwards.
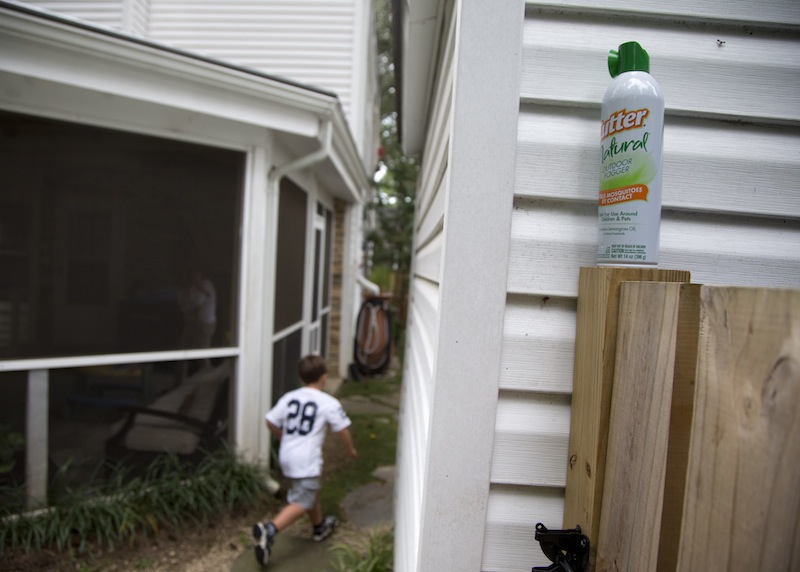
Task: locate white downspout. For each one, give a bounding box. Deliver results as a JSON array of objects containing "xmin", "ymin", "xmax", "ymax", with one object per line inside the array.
[
  {"xmin": 256, "ymin": 117, "xmax": 333, "ymax": 473},
  {"xmin": 270, "ymin": 118, "xmax": 333, "ymax": 183},
  {"xmin": 357, "ymin": 273, "xmax": 381, "ymax": 296}
]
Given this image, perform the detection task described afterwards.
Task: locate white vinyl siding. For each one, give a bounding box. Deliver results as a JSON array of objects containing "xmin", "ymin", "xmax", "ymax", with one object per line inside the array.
[
  {"xmin": 394, "ymin": 16, "xmax": 452, "ymax": 570},
  {"xmin": 17, "ymin": 0, "xmax": 376, "ymax": 161},
  {"xmin": 479, "ymin": 3, "xmax": 800, "ymax": 570},
  {"xmin": 483, "ymin": 485, "xmax": 564, "ymax": 568},
  {"xmin": 398, "ymin": 1, "xmax": 526, "ymax": 569},
  {"xmin": 499, "ymin": 295, "xmax": 576, "ymax": 395},
  {"xmin": 147, "ymin": 1, "xmax": 358, "ymax": 122},
  {"xmin": 516, "ymin": 109, "xmax": 800, "ymax": 219},
  {"xmin": 397, "ymin": 0, "xmax": 800, "ymax": 570},
  {"xmin": 22, "ymin": 1, "xmax": 126, "ymax": 29},
  {"xmin": 126, "ymin": 0, "xmax": 149, "ymax": 35},
  {"xmin": 0, "ymin": 2, "xmax": 371, "ymax": 504}
]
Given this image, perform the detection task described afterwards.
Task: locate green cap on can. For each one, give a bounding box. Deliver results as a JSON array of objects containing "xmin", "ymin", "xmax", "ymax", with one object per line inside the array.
[{"xmin": 608, "ymin": 41, "xmax": 650, "ymax": 77}]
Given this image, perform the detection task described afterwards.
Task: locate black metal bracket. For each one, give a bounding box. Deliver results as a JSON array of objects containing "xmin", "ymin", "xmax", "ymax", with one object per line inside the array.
[{"xmin": 532, "ymin": 522, "xmax": 590, "ymax": 572}]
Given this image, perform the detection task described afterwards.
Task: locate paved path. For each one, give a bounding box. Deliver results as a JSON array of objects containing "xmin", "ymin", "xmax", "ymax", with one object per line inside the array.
[
  {"xmin": 232, "ymin": 377, "xmax": 398, "ymax": 571},
  {"xmin": 231, "ymin": 532, "xmax": 335, "ymax": 572}
]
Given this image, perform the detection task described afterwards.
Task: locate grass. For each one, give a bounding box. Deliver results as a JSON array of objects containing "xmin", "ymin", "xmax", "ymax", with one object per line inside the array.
[
  {"xmin": 330, "ymin": 527, "xmax": 394, "ymax": 571},
  {"xmin": 320, "ymin": 412, "xmax": 398, "ymax": 520},
  {"xmin": 338, "ymin": 371, "xmax": 402, "ymax": 401},
  {"xmin": 319, "ymin": 373, "xmax": 400, "ymax": 520}
]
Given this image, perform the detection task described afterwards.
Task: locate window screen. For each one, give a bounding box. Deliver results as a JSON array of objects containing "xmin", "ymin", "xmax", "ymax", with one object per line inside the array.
[
  {"xmin": 0, "ymin": 111, "xmax": 243, "ymax": 359},
  {"xmin": 273, "ymin": 179, "xmax": 307, "ymax": 332}
]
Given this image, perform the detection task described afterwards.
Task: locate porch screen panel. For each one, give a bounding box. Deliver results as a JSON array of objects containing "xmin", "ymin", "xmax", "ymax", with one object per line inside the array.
[
  {"xmin": 323, "ymin": 208, "xmax": 332, "ymax": 307},
  {"xmin": 271, "ymin": 329, "xmax": 302, "ymax": 405},
  {"xmin": 0, "ymin": 111, "xmax": 243, "ymax": 360},
  {"xmin": 273, "ymin": 179, "xmax": 307, "ymax": 332}
]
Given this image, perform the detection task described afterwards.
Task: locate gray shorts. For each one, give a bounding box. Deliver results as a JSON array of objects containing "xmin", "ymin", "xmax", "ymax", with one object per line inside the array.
[{"xmin": 286, "ymin": 477, "xmax": 321, "ymax": 510}]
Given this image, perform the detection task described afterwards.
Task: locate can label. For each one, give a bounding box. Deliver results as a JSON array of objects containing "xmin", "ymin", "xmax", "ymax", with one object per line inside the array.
[{"xmin": 597, "ymin": 102, "xmax": 663, "ymax": 265}]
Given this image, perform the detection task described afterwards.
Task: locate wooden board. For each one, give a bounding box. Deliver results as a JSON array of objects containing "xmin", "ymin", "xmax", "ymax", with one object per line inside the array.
[
  {"xmin": 595, "ymin": 282, "xmax": 682, "ymax": 571},
  {"xmin": 676, "ymin": 287, "xmax": 800, "ymax": 571},
  {"xmin": 656, "ymin": 284, "xmax": 702, "ymax": 571},
  {"xmin": 563, "ymin": 266, "xmax": 690, "ymax": 564}
]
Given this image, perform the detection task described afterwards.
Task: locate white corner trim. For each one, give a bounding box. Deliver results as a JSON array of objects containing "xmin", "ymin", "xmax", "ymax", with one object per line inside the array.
[{"xmin": 416, "ymin": 1, "xmax": 526, "ymax": 570}]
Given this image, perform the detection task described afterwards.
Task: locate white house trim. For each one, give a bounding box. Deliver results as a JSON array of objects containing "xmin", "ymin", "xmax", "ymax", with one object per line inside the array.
[
  {"xmin": 238, "ymin": 143, "xmax": 273, "ymax": 462},
  {"xmin": 414, "ymin": 1, "xmax": 525, "ymax": 569},
  {"xmin": 398, "ymin": 1, "xmax": 800, "ymax": 569},
  {"xmin": 1, "ymin": 3, "xmax": 369, "ymax": 206},
  {"xmin": 398, "ymin": 0, "xmax": 445, "ymax": 155},
  {"xmin": 0, "ymin": 1, "xmax": 372, "ymax": 491}
]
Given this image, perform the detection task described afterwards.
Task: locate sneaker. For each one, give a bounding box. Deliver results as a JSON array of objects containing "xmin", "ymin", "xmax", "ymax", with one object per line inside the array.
[
  {"xmin": 253, "ymin": 521, "xmax": 276, "ymax": 566},
  {"xmin": 312, "ymin": 515, "xmax": 339, "ymax": 542}
]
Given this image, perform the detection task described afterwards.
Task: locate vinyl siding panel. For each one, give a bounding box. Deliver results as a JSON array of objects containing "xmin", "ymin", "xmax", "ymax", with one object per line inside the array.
[
  {"xmin": 413, "ymin": 16, "xmax": 453, "ymax": 233},
  {"xmin": 482, "ymin": 485, "xmax": 565, "ymax": 572},
  {"xmin": 396, "ymin": 107, "xmax": 449, "ymax": 572},
  {"xmin": 413, "ymin": 230, "xmax": 443, "ymax": 285},
  {"xmin": 491, "ymin": 392, "xmax": 571, "ymax": 487},
  {"xmin": 395, "ymin": 3, "xmax": 454, "ymax": 570},
  {"xmin": 481, "ymin": 2, "xmax": 800, "ymax": 570},
  {"xmin": 507, "ymin": 199, "xmax": 595, "ymax": 297},
  {"xmin": 507, "ymin": 197, "xmax": 800, "ymax": 298},
  {"xmin": 499, "ymin": 295, "xmax": 576, "ymax": 394},
  {"xmin": 147, "ymin": 1, "xmax": 358, "ymax": 121},
  {"xmin": 521, "ymin": 10, "xmax": 800, "ymax": 122},
  {"xmin": 516, "ymin": 108, "xmax": 800, "ymax": 219},
  {"xmin": 128, "ymin": 0, "xmax": 150, "ymax": 36},
  {"xmin": 18, "ymin": 0, "xmax": 377, "ymax": 173},
  {"xmin": 416, "ymin": 171, "xmax": 446, "ymax": 251},
  {"xmin": 531, "ymin": 0, "xmax": 800, "ymax": 28},
  {"xmin": 22, "ymin": 1, "xmax": 126, "ymax": 29}
]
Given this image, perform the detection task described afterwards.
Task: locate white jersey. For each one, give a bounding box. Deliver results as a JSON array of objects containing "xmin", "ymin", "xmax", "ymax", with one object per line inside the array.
[{"xmin": 265, "ymin": 386, "xmax": 351, "ymax": 479}]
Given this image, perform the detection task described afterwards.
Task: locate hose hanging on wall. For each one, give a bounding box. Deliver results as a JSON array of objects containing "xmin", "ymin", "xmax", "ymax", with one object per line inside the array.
[{"xmin": 353, "ymin": 296, "xmax": 392, "ymax": 376}]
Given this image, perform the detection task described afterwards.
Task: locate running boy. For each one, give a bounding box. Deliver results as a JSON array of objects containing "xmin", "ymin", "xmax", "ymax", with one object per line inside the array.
[{"xmin": 253, "ymin": 354, "xmax": 357, "ymax": 566}]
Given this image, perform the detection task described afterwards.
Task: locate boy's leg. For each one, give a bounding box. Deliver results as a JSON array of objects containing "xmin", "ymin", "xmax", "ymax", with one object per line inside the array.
[
  {"xmin": 306, "ymin": 493, "xmax": 323, "ymax": 528},
  {"xmin": 253, "ymin": 502, "xmax": 306, "ymax": 566},
  {"xmin": 272, "ymin": 502, "xmax": 307, "ymax": 530},
  {"xmin": 253, "ymin": 479, "xmax": 321, "ymax": 566},
  {"xmin": 252, "ymin": 520, "xmax": 276, "ymax": 566},
  {"xmin": 308, "ymin": 491, "xmax": 339, "ymax": 542}
]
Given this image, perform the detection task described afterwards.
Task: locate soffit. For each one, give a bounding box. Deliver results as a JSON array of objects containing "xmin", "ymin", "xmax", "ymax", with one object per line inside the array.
[{"xmin": 0, "ymin": 1, "xmax": 369, "ymax": 203}]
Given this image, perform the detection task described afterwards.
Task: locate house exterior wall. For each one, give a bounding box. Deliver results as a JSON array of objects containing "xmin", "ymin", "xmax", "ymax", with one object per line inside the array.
[
  {"xmin": 21, "ymin": 0, "xmax": 128, "ymax": 30},
  {"xmin": 18, "ymin": 0, "xmax": 379, "ymax": 380},
  {"xmin": 20, "ymin": 0, "xmax": 380, "ymax": 168},
  {"xmin": 126, "ymin": 0, "xmax": 150, "ymax": 36},
  {"xmin": 396, "ymin": 1, "xmax": 524, "ymax": 570},
  {"xmin": 395, "ymin": 2, "xmax": 452, "ymax": 567},
  {"xmin": 400, "ymin": 0, "xmax": 800, "ymax": 570},
  {"xmin": 0, "ymin": 4, "xmax": 371, "ymax": 505}
]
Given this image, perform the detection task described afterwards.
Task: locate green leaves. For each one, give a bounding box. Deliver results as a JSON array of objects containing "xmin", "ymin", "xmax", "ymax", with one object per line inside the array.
[
  {"xmin": 0, "ymin": 446, "xmax": 272, "ymax": 556},
  {"xmin": 0, "ymin": 423, "xmax": 24, "ymax": 476},
  {"xmin": 330, "ymin": 528, "xmax": 394, "ymax": 571},
  {"xmin": 369, "ymin": 0, "xmax": 418, "ymax": 328}
]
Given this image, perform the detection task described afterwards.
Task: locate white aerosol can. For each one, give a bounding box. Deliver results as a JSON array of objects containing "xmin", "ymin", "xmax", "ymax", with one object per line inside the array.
[{"xmin": 597, "ymin": 41, "xmax": 664, "ymax": 265}]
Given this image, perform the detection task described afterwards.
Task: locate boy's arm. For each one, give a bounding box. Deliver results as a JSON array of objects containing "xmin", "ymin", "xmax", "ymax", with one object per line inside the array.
[
  {"xmin": 266, "ymin": 419, "xmax": 282, "ymax": 440},
  {"xmin": 336, "ymin": 427, "xmax": 357, "ymax": 459}
]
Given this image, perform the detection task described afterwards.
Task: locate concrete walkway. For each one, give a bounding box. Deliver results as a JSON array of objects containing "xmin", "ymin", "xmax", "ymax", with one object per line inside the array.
[
  {"xmin": 232, "ymin": 377, "xmax": 397, "ymax": 571},
  {"xmin": 232, "ymin": 532, "xmax": 335, "ymax": 572}
]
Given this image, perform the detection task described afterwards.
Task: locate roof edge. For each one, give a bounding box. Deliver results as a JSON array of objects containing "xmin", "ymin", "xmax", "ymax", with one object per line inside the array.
[
  {"xmin": 0, "ymin": 0, "xmax": 338, "ymax": 99},
  {"xmin": 399, "ymin": 0, "xmax": 444, "ymax": 156},
  {"xmin": 0, "ymin": 0, "xmax": 370, "ymax": 202}
]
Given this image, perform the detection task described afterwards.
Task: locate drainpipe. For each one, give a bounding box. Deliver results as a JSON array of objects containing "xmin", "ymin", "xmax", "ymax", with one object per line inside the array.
[
  {"xmin": 270, "ymin": 118, "xmax": 333, "ymax": 183},
  {"xmin": 254, "ymin": 117, "xmax": 333, "ymax": 468},
  {"xmin": 266, "ymin": 115, "xmax": 333, "ymax": 355}
]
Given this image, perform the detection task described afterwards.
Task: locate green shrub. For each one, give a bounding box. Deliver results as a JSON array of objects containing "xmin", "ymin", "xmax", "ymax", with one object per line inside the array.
[
  {"xmin": 0, "ymin": 446, "xmax": 272, "ymax": 555},
  {"xmin": 0, "ymin": 424, "xmax": 24, "ymax": 476},
  {"xmin": 330, "ymin": 527, "xmax": 394, "ymax": 572}
]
